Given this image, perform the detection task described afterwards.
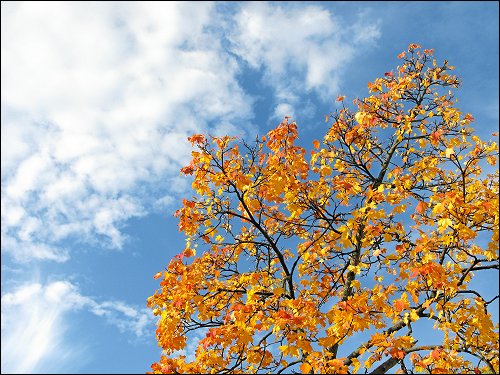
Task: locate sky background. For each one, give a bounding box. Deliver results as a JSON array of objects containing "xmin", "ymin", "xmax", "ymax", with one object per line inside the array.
[{"xmin": 1, "ymin": 2, "xmax": 498, "ymax": 374}]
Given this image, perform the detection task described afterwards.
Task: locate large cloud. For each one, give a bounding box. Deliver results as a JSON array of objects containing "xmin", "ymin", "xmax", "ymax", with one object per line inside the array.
[
  {"xmin": 1, "ymin": 280, "xmax": 154, "ymax": 374},
  {"xmin": 1, "ymin": 2, "xmax": 252, "ymax": 262},
  {"xmin": 1, "ymin": 2, "xmax": 380, "ymax": 264}
]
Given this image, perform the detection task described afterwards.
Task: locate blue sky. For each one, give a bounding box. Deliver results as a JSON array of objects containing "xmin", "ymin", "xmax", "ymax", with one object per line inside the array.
[{"xmin": 1, "ymin": 2, "xmax": 498, "ymax": 373}]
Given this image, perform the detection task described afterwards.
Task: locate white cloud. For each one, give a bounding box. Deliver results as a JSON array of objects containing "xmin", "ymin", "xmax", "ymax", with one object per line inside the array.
[
  {"xmin": 1, "ymin": 2, "xmax": 380, "ymax": 264},
  {"xmin": 1, "ymin": 281, "xmax": 86, "ymax": 374},
  {"xmin": 1, "ymin": 2, "xmax": 252, "ymax": 262},
  {"xmin": 154, "ymin": 195, "xmax": 175, "ymax": 211},
  {"xmin": 1, "ymin": 280, "xmax": 155, "ymax": 374},
  {"xmin": 274, "ymin": 103, "xmax": 295, "ymax": 120},
  {"xmin": 89, "ymin": 300, "xmax": 153, "ymax": 338},
  {"xmin": 229, "ymin": 3, "xmax": 380, "ymax": 101}
]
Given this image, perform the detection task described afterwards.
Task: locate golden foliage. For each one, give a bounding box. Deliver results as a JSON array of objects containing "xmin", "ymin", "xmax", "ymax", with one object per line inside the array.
[{"xmin": 148, "ymin": 45, "xmax": 499, "ymax": 374}]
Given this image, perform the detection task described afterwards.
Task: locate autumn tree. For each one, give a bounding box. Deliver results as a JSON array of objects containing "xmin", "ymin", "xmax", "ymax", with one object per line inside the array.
[{"xmin": 147, "ymin": 45, "xmax": 499, "ymax": 374}]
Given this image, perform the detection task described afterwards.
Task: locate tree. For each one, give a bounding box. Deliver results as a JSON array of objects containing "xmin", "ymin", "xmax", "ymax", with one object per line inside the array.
[{"xmin": 147, "ymin": 44, "xmax": 499, "ymax": 374}]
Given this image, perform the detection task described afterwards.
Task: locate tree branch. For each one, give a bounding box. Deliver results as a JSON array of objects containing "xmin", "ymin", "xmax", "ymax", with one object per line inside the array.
[{"xmin": 368, "ymin": 357, "xmax": 399, "ymax": 374}]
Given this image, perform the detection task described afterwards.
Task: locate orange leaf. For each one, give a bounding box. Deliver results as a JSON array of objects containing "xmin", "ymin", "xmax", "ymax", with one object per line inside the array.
[
  {"xmin": 463, "ymin": 113, "xmax": 475, "ymax": 122},
  {"xmin": 390, "ymin": 348, "xmax": 406, "ymax": 359},
  {"xmin": 336, "ymin": 95, "xmax": 346, "ymax": 102},
  {"xmin": 395, "ymin": 244, "xmax": 405, "ymax": 252},
  {"xmin": 410, "ymin": 268, "xmax": 420, "ymax": 278},
  {"xmin": 273, "ymin": 287, "xmax": 285, "ymax": 296},
  {"xmin": 300, "ymin": 362, "xmax": 312, "ymax": 373},
  {"xmin": 181, "ymin": 164, "xmax": 195, "ymax": 175},
  {"xmin": 187, "ymin": 134, "xmax": 205, "ymax": 145},
  {"xmin": 394, "ymin": 298, "xmax": 407, "ymax": 312},
  {"xmin": 415, "ymin": 201, "xmax": 427, "ymax": 214},
  {"xmin": 313, "ymin": 139, "xmax": 320, "ymax": 149},
  {"xmin": 430, "ymin": 129, "xmax": 443, "ymax": 145},
  {"xmin": 430, "ymin": 349, "xmax": 440, "ymax": 360}
]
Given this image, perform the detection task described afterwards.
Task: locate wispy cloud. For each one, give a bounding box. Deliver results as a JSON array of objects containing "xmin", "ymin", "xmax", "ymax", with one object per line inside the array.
[
  {"xmin": 1, "ymin": 280, "xmax": 154, "ymax": 374},
  {"xmin": 274, "ymin": 103, "xmax": 296, "ymax": 120},
  {"xmin": 229, "ymin": 3, "xmax": 380, "ymax": 105}
]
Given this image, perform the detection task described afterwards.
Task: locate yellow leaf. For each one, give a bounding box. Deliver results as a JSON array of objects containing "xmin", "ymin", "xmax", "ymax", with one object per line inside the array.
[
  {"xmin": 273, "ymin": 287, "xmax": 285, "ymax": 296},
  {"xmin": 404, "ymin": 312, "xmax": 410, "ymax": 324},
  {"xmin": 409, "ymin": 289, "xmax": 419, "ymax": 304},
  {"xmin": 445, "ymin": 147, "xmax": 454, "ymax": 158},
  {"xmin": 486, "ymin": 155, "xmax": 497, "ymax": 165},
  {"xmin": 279, "ymin": 345, "xmax": 299, "ymax": 357},
  {"xmin": 321, "ymin": 165, "xmax": 332, "ymax": 176},
  {"xmin": 422, "ymin": 299, "xmax": 432, "ymax": 309},
  {"xmin": 351, "ymin": 357, "xmax": 361, "ymax": 373},
  {"xmin": 393, "ymin": 204, "xmax": 407, "ymax": 214},
  {"xmin": 347, "ymin": 265, "xmax": 361, "ymax": 274},
  {"xmin": 410, "ymin": 309, "xmax": 420, "ymax": 322},
  {"xmin": 432, "ymin": 203, "xmax": 445, "ymax": 215},
  {"xmin": 355, "ymin": 111, "xmax": 364, "ymax": 123},
  {"xmin": 297, "ymin": 340, "xmax": 313, "ymax": 353},
  {"xmin": 437, "ymin": 218, "xmax": 453, "ymax": 233}
]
